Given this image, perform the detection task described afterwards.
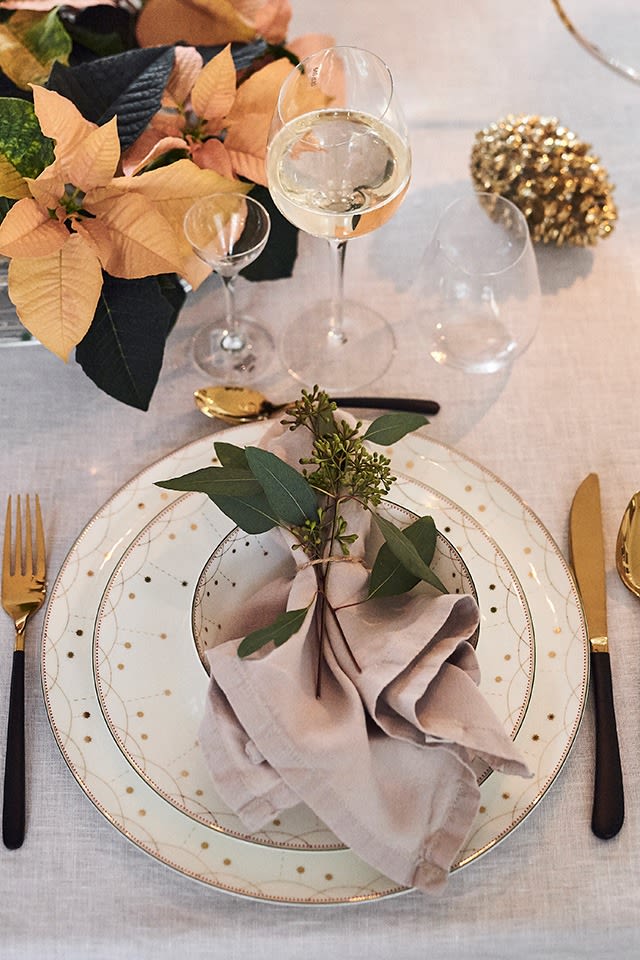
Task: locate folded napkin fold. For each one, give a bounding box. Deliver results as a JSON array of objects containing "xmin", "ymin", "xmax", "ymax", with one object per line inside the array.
[{"xmin": 199, "ymin": 417, "xmax": 531, "ymax": 893}]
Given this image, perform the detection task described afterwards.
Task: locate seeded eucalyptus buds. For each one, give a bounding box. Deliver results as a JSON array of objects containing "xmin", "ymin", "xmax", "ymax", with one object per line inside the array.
[{"xmin": 470, "ymin": 114, "xmax": 617, "ymax": 246}]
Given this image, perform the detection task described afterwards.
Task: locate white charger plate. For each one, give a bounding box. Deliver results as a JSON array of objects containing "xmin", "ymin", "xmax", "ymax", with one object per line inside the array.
[{"xmin": 41, "ymin": 424, "xmax": 588, "ymax": 903}]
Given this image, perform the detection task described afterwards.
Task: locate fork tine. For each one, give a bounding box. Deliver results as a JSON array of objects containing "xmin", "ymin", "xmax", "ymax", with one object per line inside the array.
[
  {"xmin": 14, "ymin": 495, "xmax": 22, "ymax": 577},
  {"xmin": 34, "ymin": 494, "xmax": 45, "ymax": 580},
  {"xmin": 24, "ymin": 494, "xmax": 33, "ymax": 577},
  {"xmin": 3, "ymin": 495, "xmax": 12, "ymax": 584}
]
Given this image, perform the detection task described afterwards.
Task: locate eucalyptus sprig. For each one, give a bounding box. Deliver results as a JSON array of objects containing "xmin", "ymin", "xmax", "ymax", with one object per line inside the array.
[{"xmin": 156, "ymin": 387, "xmax": 446, "ymax": 694}]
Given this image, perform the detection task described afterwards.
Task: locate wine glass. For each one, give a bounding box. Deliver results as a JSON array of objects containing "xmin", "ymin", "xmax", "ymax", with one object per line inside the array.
[
  {"xmin": 183, "ymin": 192, "xmax": 272, "ymax": 380},
  {"xmin": 266, "ymin": 46, "xmax": 411, "ymax": 391},
  {"xmin": 421, "ymin": 193, "xmax": 541, "ymax": 374}
]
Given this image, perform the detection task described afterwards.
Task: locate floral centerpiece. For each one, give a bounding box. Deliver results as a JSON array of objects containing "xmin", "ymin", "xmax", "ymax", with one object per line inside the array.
[{"xmin": 0, "ymin": 1, "xmax": 331, "ymax": 408}]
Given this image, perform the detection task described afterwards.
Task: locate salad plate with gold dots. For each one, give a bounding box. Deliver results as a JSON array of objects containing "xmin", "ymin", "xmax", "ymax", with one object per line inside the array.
[{"xmin": 41, "ymin": 423, "xmax": 588, "ymax": 903}]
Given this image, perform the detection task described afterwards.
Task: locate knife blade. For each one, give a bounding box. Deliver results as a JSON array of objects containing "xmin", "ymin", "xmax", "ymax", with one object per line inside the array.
[{"xmin": 569, "ymin": 472, "xmax": 624, "ymax": 839}]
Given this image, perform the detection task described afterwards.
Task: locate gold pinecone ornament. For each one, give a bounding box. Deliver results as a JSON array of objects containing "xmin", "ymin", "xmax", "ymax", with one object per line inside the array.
[{"xmin": 470, "ymin": 115, "xmax": 617, "ymax": 246}]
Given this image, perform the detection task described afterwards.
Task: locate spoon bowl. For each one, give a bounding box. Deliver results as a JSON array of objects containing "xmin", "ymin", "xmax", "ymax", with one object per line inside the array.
[
  {"xmin": 616, "ymin": 490, "xmax": 640, "ymax": 596},
  {"xmin": 193, "ymin": 386, "xmax": 441, "ymax": 424}
]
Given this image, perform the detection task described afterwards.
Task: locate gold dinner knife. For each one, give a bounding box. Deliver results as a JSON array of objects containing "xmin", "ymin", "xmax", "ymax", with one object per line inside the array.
[{"xmin": 569, "ymin": 473, "xmax": 624, "ymax": 839}]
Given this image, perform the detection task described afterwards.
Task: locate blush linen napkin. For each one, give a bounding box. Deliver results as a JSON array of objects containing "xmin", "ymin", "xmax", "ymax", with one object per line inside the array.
[{"xmin": 199, "ymin": 416, "xmax": 531, "ymax": 893}]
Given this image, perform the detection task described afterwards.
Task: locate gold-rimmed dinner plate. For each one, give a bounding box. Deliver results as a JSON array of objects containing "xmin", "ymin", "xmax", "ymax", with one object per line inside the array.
[
  {"xmin": 92, "ymin": 493, "xmax": 531, "ymax": 844},
  {"xmin": 41, "ymin": 424, "xmax": 588, "ymax": 903}
]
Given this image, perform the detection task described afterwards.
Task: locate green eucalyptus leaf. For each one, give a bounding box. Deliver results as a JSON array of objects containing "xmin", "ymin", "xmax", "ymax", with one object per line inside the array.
[
  {"xmin": 362, "ymin": 412, "xmax": 428, "ymax": 446},
  {"xmin": 368, "ymin": 515, "xmax": 439, "ymax": 599},
  {"xmin": 0, "ymin": 97, "xmax": 54, "ymax": 197},
  {"xmin": 238, "ymin": 607, "xmax": 310, "ymax": 657},
  {"xmin": 210, "ymin": 491, "xmax": 279, "ymax": 535},
  {"xmin": 245, "ymin": 446, "xmax": 318, "ymax": 525},
  {"xmin": 214, "ymin": 442, "xmax": 249, "ymax": 471},
  {"xmin": 155, "ymin": 466, "xmax": 263, "ymax": 499},
  {"xmin": 372, "ymin": 513, "xmax": 447, "ymax": 593}
]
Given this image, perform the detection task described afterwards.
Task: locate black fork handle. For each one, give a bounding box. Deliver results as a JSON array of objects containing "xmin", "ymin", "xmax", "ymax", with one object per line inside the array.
[{"xmin": 3, "ymin": 648, "xmax": 25, "ymax": 849}]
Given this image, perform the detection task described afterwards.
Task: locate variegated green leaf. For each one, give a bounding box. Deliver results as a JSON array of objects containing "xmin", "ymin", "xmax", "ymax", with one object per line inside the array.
[
  {"xmin": 0, "ymin": 10, "xmax": 72, "ymax": 91},
  {"xmin": 0, "ymin": 97, "xmax": 54, "ymax": 200}
]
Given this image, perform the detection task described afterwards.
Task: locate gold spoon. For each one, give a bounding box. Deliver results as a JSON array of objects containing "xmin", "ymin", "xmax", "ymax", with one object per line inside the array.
[
  {"xmin": 194, "ymin": 385, "xmax": 440, "ymax": 424},
  {"xmin": 616, "ymin": 490, "xmax": 640, "ymax": 596}
]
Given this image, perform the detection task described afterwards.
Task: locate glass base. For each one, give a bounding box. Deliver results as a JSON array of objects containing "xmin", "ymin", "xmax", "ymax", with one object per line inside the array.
[
  {"xmin": 429, "ymin": 316, "xmax": 519, "ymax": 374},
  {"xmin": 192, "ymin": 318, "xmax": 275, "ymax": 381},
  {"xmin": 281, "ymin": 299, "xmax": 396, "ymax": 392}
]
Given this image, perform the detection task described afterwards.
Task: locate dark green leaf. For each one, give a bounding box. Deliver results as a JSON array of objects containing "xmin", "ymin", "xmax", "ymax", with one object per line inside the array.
[
  {"xmin": 363, "ymin": 412, "xmax": 428, "ymax": 446},
  {"xmin": 75, "ymin": 273, "xmax": 184, "ymax": 410},
  {"xmin": 155, "ymin": 466, "xmax": 263, "ymax": 499},
  {"xmin": 240, "ymin": 183, "xmax": 299, "ymax": 282},
  {"xmin": 62, "ymin": 5, "xmax": 136, "ymax": 59},
  {"xmin": 238, "ymin": 607, "xmax": 309, "ymax": 657},
  {"xmin": 210, "ymin": 492, "xmax": 279, "ymax": 534},
  {"xmin": 198, "ymin": 39, "xmax": 268, "ymax": 71},
  {"xmin": 245, "ymin": 446, "xmax": 318, "ymax": 525},
  {"xmin": 47, "ymin": 46, "xmax": 175, "ymax": 150},
  {"xmin": 372, "ymin": 513, "xmax": 447, "ymax": 593},
  {"xmin": 368, "ymin": 515, "xmax": 439, "ymax": 598},
  {"xmin": 214, "ymin": 442, "xmax": 249, "ymax": 470}
]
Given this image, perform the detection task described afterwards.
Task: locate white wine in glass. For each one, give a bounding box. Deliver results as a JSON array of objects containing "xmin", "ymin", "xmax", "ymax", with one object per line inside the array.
[{"xmin": 267, "ymin": 47, "xmax": 411, "ymax": 391}]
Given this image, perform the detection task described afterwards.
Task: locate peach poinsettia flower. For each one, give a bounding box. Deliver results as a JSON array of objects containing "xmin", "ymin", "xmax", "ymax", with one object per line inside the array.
[
  {"xmin": 122, "ymin": 44, "xmax": 292, "ymax": 185},
  {"xmin": 135, "ymin": 0, "xmax": 291, "ymax": 48},
  {"xmin": 0, "ymin": 85, "xmax": 244, "ymax": 360}
]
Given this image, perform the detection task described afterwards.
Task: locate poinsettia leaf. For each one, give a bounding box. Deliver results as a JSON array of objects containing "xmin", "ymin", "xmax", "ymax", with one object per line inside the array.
[
  {"xmin": 75, "ymin": 272, "xmax": 184, "ymax": 410},
  {"xmin": 0, "ymin": 10, "xmax": 72, "ymax": 90},
  {"xmin": 199, "ymin": 39, "xmax": 268, "ymax": 71},
  {"xmin": 0, "ymin": 97, "xmax": 54, "ymax": 199},
  {"xmin": 372, "ymin": 513, "xmax": 447, "ymax": 593},
  {"xmin": 245, "ymin": 446, "xmax": 318, "ymax": 525},
  {"xmin": 238, "ymin": 607, "xmax": 310, "ymax": 658},
  {"xmin": 47, "ymin": 45, "xmax": 175, "ymax": 150},
  {"xmin": 155, "ymin": 272, "xmax": 186, "ymax": 333},
  {"xmin": 241, "ymin": 183, "xmax": 298, "ymax": 282},
  {"xmin": 363, "ymin": 412, "xmax": 429, "ymax": 446},
  {"xmin": 8, "ymin": 232, "xmax": 102, "ymax": 359},
  {"xmin": 368, "ymin": 515, "xmax": 440, "ymax": 599},
  {"xmin": 61, "ymin": 6, "xmax": 136, "ymax": 61}
]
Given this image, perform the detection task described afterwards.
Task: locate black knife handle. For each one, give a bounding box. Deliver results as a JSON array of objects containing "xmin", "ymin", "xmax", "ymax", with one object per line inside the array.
[
  {"xmin": 331, "ymin": 396, "xmax": 440, "ymax": 416},
  {"xmin": 2, "ymin": 649, "xmax": 25, "ymax": 849},
  {"xmin": 590, "ymin": 651, "xmax": 624, "ymax": 840}
]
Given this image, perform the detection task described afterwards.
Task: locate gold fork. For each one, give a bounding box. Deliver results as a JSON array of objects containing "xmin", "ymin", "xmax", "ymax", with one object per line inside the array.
[{"xmin": 2, "ymin": 494, "xmax": 46, "ymax": 849}]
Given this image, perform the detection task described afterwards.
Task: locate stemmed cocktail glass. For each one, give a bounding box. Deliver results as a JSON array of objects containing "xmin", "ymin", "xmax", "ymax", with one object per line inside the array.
[{"xmin": 183, "ymin": 192, "xmax": 272, "ymax": 380}]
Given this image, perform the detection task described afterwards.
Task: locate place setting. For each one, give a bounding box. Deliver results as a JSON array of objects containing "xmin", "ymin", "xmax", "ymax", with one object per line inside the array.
[
  {"xmin": 33, "ymin": 39, "xmax": 588, "ymax": 892},
  {"xmin": 0, "ymin": 2, "xmax": 630, "ymax": 927}
]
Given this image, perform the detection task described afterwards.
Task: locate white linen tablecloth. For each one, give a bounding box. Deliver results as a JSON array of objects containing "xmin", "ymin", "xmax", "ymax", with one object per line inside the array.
[{"xmin": 1, "ymin": 2, "xmax": 639, "ymax": 957}]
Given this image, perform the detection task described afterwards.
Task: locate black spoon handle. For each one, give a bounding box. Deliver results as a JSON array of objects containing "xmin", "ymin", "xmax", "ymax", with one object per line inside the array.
[
  {"xmin": 330, "ymin": 396, "xmax": 440, "ymax": 416},
  {"xmin": 590, "ymin": 651, "xmax": 624, "ymax": 839},
  {"xmin": 3, "ymin": 648, "xmax": 25, "ymax": 849}
]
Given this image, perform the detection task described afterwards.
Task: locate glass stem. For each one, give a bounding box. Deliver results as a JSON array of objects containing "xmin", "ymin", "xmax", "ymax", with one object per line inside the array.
[
  {"xmin": 328, "ymin": 239, "xmax": 348, "ymax": 344},
  {"xmin": 219, "ymin": 274, "xmax": 245, "ymax": 352}
]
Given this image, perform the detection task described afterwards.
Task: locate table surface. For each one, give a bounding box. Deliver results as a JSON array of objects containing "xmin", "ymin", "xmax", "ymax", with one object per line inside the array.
[{"xmin": 2, "ymin": 2, "xmax": 639, "ymax": 957}]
